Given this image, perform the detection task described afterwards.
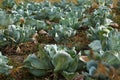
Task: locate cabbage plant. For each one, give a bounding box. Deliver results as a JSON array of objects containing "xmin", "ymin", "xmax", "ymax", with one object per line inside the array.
[
  {"xmin": 3, "ymin": 25, "xmax": 35, "ymax": 45},
  {"xmin": 81, "ymin": 33, "xmax": 120, "ymax": 79},
  {"xmin": 24, "ymin": 44, "xmax": 80, "ymax": 80},
  {"xmin": 0, "ymin": 52, "xmax": 13, "ymax": 75},
  {"xmin": 103, "ymin": 30, "xmax": 120, "ymax": 67},
  {"xmin": 2, "ymin": 0, "xmax": 16, "ymax": 9},
  {"xmin": 0, "ymin": 10, "xmax": 13, "ymax": 27},
  {"xmin": 49, "ymin": 24, "xmax": 76, "ymax": 42}
]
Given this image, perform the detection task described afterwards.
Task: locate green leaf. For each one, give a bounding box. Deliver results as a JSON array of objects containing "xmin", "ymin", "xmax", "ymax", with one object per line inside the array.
[
  {"xmin": 86, "ymin": 60, "xmax": 97, "ymax": 76},
  {"xmin": 24, "ymin": 54, "xmax": 52, "ymax": 69},
  {"xmin": 0, "ymin": 34, "xmax": 9, "ymax": 47},
  {"xmin": 86, "ymin": 60, "xmax": 98, "ymax": 70},
  {"xmin": 66, "ymin": 47, "xmax": 77, "ymax": 58},
  {"xmin": 44, "ymin": 44, "xmax": 58, "ymax": 58},
  {"xmin": 36, "ymin": 20, "xmax": 46, "ymax": 30},
  {"xmin": 88, "ymin": 66, "xmax": 97, "ymax": 76},
  {"xmin": 67, "ymin": 55, "xmax": 79, "ymax": 72},
  {"xmin": 49, "ymin": 24, "xmax": 76, "ymax": 42},
  {"xmin": 2, "ymin": 0, "xmax": 15, "ymax": 8},
  {"xmin": 103, "ymin": 51, "xmax": 120, "ymax": 68},
  {"xmin": 37, "ymin": 45, "xmax": 53, "ymax": 69},
  {"xmin": 25, "ymin": 18, "xmax": 37, "ymax": 27},
  {"xmin": 62, "ymin": 71, "xmax": 79, "ymax": 80},
  {"xmin": 4, "ymin": 25, "xmax": 35, "ymax": 45},
  {"xmin": 24, "ymin": 54, "xmax": 43, "ymax": 69},
  {"xmin": 44, "ymin": 44, "xmax": 79, "ymax": 72},
  {"xmin": 0, "ymin": 52, "xmax": 13, "ymax": 75},
  {"xmin": 29, "ymin": 69, "xmax": 49, "ymax": 77},
  {"xmin": 108, "ymin": 30, "xmax": 120, "ymax": 51},
  {"xmin": 0, "ymin": 11, "xmax": 13, "ymax": 27},
  {"xmin": 89, "ymin": 40, "xmax": 102, "ymax": 51},
  {"xmin": 24, "ymin": 53, "xmax": 52, "ymax": 77}
]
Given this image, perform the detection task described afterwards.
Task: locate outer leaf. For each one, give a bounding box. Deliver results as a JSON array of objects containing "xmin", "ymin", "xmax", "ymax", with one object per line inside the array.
[
  {"xmin": 66, "ymin": 47, "xmax": 77, "ymax": 58},
  {"xmin": 29, "ymin": 69, "xmax": 49, "ymax": 77},
  {"xmin": 24, "ymin": 54, "xmax": 51, "ymax": 69},
  {"xmin": 67, "ymin": 55, "xmax": 79, "ymax": 72},
  {"xmin": 88, "ymin": 40, "xmax": 102, "ymax": 51},
  {"xmin": 2, "ymin": 0, "xmax": 15, "ymax": 9},
  {"xmin": 4, "ymin": 25, "xmax": 35, "ymax": 45},
  {"xmin": 0, "ymin": 34, "xmax": 9, "ymax": 47},
  {"xmin": 24, "ymin": 54, "xmax": 52, "ymax": 77},
  {"xmin": 37, "ymin": 45, "xmax": 53, "ymax": 69},
  {"xmin": 36, "ymin": 20, "xmax": 46, "ymax": 30},
  {"xmin": 86, "ymin": 60, "xmax": 97, "ymax": 76},
  {"xmin": 86, "ymin": 60, "xmax": 98, "ymax": 71},
  {"xmin": 25, "ymin": 18, "xmax": 37, "ymax": 27},
  {"xmin": 49, "ymin": 24, "xmax": 76, "ymax": 42},
  {"xmin": 103, "ymin": 51, "xmax": 120, "ymax": 68},
  {"xmin": 88, "ymin": 66, "xmax": 97, "ymax": 76},
  {"xmin": 0, "ymin": 11, "xmax": 13, "ymax": 27},
  {"xmin": 62, "ymin": 71, "xmax": 79, "ymax": 80},
  {"xmin": 108, "ymin": 30, "xmax": 120, "ymax": 51},
  {"xmin": 0, "ymin": 52, "xmax": 13, "ymax": 75}
]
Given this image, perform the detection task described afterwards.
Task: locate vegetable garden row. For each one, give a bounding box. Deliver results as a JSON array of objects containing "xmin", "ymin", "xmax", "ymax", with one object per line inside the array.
[{"xmin": 0, "ymin": 0, "xmax": 120, "ymax": 80}]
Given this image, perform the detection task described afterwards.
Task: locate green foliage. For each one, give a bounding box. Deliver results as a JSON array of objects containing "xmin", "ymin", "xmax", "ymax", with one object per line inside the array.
[
  {"xmin": 0, "ymin": 52, "xmax": 13, "ymax": 75},
  {"xmin": 86, "ymin": 60, "xmax": 97, "ymax": 76},
  {"xmin": 3, "ymin": 25, "xmax": 35, "ymax": 45},
  {"xmin": 103, "ymin": 30, "xmax": 120, "ymax": 67},
  {"xmin": 116, "ymin": 1, "xmax": 120, "ymax": 14},
  {"xmin": 62, "ymin": 71, "xmax": 79, "ymax": 80},
  {"xmin": 82, "ymin": 30, "xmax": 120, "ymax": 79},
  {"xmin": 49, "ymin": 24, "xmax": 76, "ymax": 42},
  {"xmin": 88, "ymin": 40, "xmax": 104, "ymax": 60},
  {"xmin": 103, "ymin": 51, "xmax": 120, "ymax": 68},
  {"xmin": 0, "ymin": 10, "xmax": 13, "ymax": 27},
  {"xmin": 44, "ymin": 6, "xmax": 63, "ymax": 21},
  {"xmin": 24, "ymin": 44, "xmax": 79, "ymax": 79},
  {"xmin": 97, "ymin": 0, "xmax": 112, "ymax": 6},
  {"xmin": 23, "ymin": 54, "xmax": 52, "ymax": 76},
  {"xmin": 0, "ymin": 0, "xmax": 89, "ymax": 44},
  {"xmin": 87, "ymin": 32, "xmax": 120, "ymax": 65},
  {"xmin": 88, "ymin": 40, "xmax": 102, "ymax": 51},
  {"xmin": 60, "ymin": 11, "xmax": 80, "ymax": 29},
  {"xmin": 0, "ymin": 31, "xmax": 9, "ymax": 47},
  {"xmin": 44, "ymin": 45, "xmax": 79, "ymax": 73},
  {"xmin": 25, "ymin": 18, "xmax": 47, "ymax": 31},
  {"xmin": 82, "ymin": 5, "xmax": 112, "ymax": 29},
  {"xmin": 77, "ymin": 0, "xmax": 92, "ymax": 8},
  {"xmin": 52, "ymin": 51, "xmax": 72, "ymax": 72},
  {"xmin": 88, "ymin": 6, "xmax": 111, "ymax": 27},
  {"xmin": 87, "ymin": 26, "xmax": 113, "ymax": 51},
  {"xmin": 0, "ymin": 0, "xmax": 120, "ymax": 79},
  {"xmin": 1, "ymin": 0, "xmax": 83, "ymax": 44},
  {"xmin": 2, "ymin": 0, "xmax": 16, "ymax": 9},
  {"xmin": 23, "ymin": 45, "xmax": 53, "ymax": 77},
  {"xmin": 81, "ymin": 4, "xmax": 114, "ymax": 51},
  {"xmin": 107, "ymin": 30, "xmax": 120, "ymax": 51},
  {"xmin": 83, "ymin": 5, "xmax": 114, "ymax": 51},
  {"xmin": 0, "ymin": 25, "xmax": 35, "ymax": 47}
]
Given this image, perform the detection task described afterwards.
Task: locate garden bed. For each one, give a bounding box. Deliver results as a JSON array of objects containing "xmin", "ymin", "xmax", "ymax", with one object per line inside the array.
[{"xmin": 0, "ymin": 0, "xmax": 120, "ymax": 80}]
